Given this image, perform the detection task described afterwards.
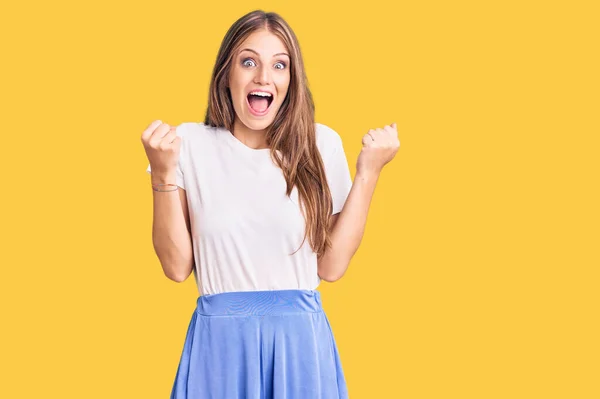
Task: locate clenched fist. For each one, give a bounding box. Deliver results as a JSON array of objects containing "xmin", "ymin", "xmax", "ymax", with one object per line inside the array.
[
  {"xmin": 141, "ymin": 120, "xmax": 181, "ymax": 175},
  {"xmin": 356, "ymin": 123, "xmax": 401, "ymax": 177}
]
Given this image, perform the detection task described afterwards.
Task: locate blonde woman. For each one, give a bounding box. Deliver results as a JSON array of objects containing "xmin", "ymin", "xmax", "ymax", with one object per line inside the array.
[{"xmin": 142, "ymin": 9, "xmax": 400, "ymax": 399}]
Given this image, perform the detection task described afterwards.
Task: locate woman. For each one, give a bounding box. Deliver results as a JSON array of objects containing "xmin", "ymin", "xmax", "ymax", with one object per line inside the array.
[{"xmin": 142, "ymin": 9, "xmax": 399, "ymax": 399}]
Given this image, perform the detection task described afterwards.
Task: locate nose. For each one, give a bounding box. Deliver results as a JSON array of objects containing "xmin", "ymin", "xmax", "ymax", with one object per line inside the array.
[{"xmin": 253, "ymin": 64, "xmax": 272, "ymax": 85}]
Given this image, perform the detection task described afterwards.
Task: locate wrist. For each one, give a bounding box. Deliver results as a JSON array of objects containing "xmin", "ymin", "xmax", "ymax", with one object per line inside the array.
[
  {"xmin": 150, "ymin": 170, "xmax": 177, "ymax": 185},
  {"xmin": 355, "ymin": 169, "xmax": 380, "ymax": 181}
]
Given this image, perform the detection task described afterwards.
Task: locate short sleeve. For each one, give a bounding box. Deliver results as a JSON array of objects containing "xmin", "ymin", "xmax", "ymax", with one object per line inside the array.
[
  {"xmin": 320, "ymin": 125, "xmax": 353, "ymax": 215},
  {"xmin": 145, "ymin": 124, "xmax": 186, "ymax": 190}
]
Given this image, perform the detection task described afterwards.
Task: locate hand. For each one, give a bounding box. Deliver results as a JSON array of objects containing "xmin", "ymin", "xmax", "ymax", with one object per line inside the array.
[
  {"xmin": 141, "ymin": 120, "xmax": 181, "ymax": 175},
  {"xmin": 356, "ymin": 123, "xmax": 401, "ymax": 177}
]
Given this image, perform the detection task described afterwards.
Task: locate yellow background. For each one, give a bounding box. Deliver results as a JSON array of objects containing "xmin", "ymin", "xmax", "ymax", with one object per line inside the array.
[{"xmin": 1, "ymin": 0, "xmax": 598, "ymax": 398}]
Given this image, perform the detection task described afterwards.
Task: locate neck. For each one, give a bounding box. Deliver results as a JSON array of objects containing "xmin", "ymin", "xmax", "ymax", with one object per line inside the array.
[{"xmin": 232, "ymin": 117, "xmax": 270, "ymax": 150}]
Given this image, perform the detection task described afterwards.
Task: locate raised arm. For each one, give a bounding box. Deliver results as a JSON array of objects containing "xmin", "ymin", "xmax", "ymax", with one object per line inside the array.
[
  {"xmin": 318, "ymin": 123, "xmax": 400, "ymax": 282},
  {"xmin": 149, "ymin": 172, "xmax": 194, "ymax": 282},
  {"xmin": 142, "ymin": 120, "xmax": 194, "ymax": 282}
]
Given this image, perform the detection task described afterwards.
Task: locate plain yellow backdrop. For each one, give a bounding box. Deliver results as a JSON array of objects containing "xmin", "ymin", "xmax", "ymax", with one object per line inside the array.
[{"xmin": 1, "ymin": 0, "xmax": 598, "ymax": 398}]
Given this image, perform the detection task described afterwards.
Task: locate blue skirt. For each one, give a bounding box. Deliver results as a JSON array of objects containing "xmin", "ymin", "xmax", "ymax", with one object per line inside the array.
[{"xmin": 170, "ymin": 289, "xmax": 349, "ymax": 398}]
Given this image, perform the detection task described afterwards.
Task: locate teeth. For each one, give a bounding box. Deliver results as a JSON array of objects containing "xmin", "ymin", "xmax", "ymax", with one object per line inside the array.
[{"xmin": 249, "ymin": 91, "xmax": 272, "ymax": 97}]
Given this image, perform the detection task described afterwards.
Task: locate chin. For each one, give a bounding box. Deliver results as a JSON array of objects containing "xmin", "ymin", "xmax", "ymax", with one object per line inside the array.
[
  {"xmin": 242, "ymin": 117, "xmax": 274, "ymax": 131},
  {"xmin": 240, "ymin": 104, "xmax": 281, "ymax": 131}
]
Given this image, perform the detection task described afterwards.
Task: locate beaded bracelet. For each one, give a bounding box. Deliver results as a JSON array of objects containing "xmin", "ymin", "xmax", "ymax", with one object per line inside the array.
[{"xmin": 152, "ymin": 183, "xmax": 178, "ymax": 192}]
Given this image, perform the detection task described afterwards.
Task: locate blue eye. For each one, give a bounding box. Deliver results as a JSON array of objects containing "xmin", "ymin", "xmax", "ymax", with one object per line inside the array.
[{"xmin": 242, "ymin": 58, "xmax": 287, "ymax": 70}]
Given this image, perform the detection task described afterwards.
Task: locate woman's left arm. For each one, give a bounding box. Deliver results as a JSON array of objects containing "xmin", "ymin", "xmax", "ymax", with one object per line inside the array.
[{"xmin": 317, "ymin": 123, "xmax": 401, "ymax": 282}]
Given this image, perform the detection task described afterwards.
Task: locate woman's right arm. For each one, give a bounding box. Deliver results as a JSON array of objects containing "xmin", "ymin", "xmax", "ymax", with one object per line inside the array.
[{"xmin": 150, "ymin": 170, "xmax": 194, "ymax": 283}]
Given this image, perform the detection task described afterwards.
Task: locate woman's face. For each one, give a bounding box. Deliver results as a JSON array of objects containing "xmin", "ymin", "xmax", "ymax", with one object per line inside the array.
[{"xmin": 228, "ymin": 29, "xmax": 291, "ymax": 132}]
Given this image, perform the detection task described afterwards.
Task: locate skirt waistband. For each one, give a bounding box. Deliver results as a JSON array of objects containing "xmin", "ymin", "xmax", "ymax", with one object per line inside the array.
[{"xmin": 196, "ymin": 289, "xmax": 323, "ymax": 316}]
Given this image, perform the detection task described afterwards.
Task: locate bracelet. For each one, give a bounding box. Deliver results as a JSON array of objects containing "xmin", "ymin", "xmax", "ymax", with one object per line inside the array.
[{"xmin": 152, "ymin": 183, "xmax": 178, "ymax": 192}]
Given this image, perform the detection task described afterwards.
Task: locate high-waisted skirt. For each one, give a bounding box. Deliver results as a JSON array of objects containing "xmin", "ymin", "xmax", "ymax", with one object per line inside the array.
[{"xmin": 169, "ymin": 289, "xmax": 349, "ymax": 399}]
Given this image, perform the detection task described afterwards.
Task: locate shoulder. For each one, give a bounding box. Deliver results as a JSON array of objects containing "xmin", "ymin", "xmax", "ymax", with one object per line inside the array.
[
  {"xmin": 315, "ymin": 122, "xmax": 344, "ymax": 156},
  {"xmin": 176, "ymin": 122, "xmax": 214, "ymax": 139},
  {"xmin": 176, "ymin": 122, "xmax": 221, "ymax": 151},
  {"xmin": 315, "ymin": 122, "xmax": 342, "ymax": 142}
]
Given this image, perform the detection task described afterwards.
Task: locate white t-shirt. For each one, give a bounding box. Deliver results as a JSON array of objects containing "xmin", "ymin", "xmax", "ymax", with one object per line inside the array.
[{"xmin": 146, "ymin": 122, "xmax": 353, "ymax": 295}]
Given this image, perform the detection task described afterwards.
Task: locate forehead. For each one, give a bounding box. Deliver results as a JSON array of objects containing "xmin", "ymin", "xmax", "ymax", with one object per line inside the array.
[{"xmin": 237, "ymin": 29, "xmax": 287, "ymax": 56}]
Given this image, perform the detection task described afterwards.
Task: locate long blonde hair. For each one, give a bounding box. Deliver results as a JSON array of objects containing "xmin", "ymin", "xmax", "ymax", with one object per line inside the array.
[{"xmin": 204, "ymin": 10, "xmax": 335, "ymax": 257}]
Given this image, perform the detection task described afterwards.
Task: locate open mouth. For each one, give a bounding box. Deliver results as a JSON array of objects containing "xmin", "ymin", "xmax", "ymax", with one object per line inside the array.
[{"xmin": 246, "ymin": 91, "xmax": 274, "ymax": 115}]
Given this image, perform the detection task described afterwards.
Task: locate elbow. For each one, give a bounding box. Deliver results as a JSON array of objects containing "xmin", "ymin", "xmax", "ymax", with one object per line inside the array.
[
  {"xmin": 166, "ymin": 272, "xmax": 188, "ymax": 283},
  {"xmin": 318, "ymin": 250, "xmax": 353, "ymax": 282},
  {"xmin": 164, "ymin": 260, "xmax": 194, "ymax": 283},
  {"xmin": 320, "ymin": 275, "xmax": 341, "ymax": 283},
  {"xmin": 318, "ymin": 258, "xmax": 350, "ymax": 283},
  {"xmin": 319, "ymin": 273, "xmax": 344, "ymax": 283},
  {"xmin": 318, "ymin": 269, "xmax": 346, "ymax": 283}
]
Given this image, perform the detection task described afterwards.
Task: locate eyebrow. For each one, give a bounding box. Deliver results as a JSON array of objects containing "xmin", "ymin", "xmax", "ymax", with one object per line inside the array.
[{"xmin": 239, "ymin": 48, "xmax": 290, "ymax": 59}]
